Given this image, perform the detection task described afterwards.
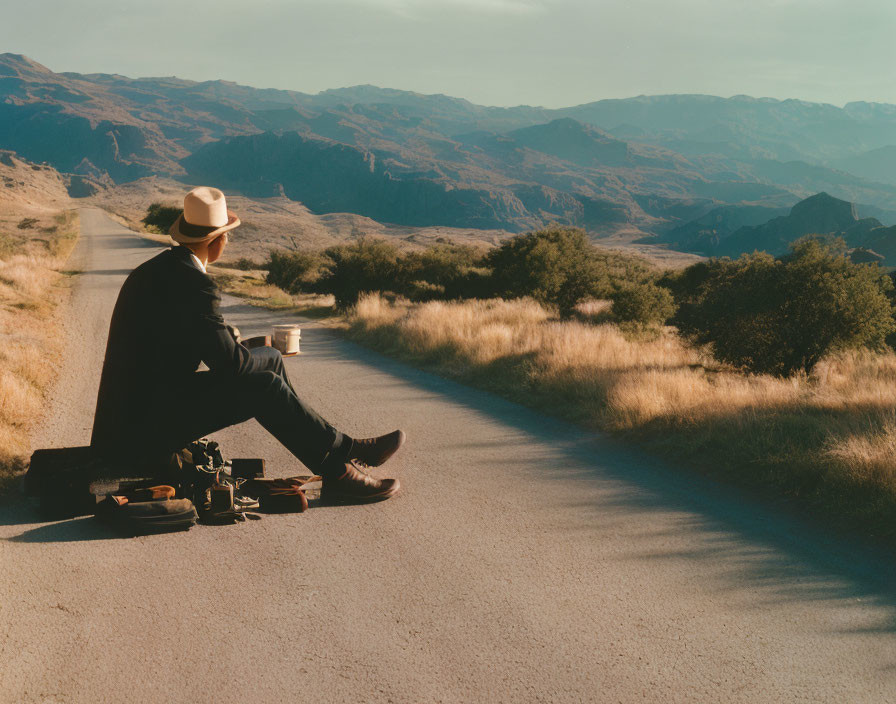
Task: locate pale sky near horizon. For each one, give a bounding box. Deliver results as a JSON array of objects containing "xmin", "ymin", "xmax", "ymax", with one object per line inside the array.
[{"xmin": 2, "ymin": 0, "xmax": 895, "ymax": 108}]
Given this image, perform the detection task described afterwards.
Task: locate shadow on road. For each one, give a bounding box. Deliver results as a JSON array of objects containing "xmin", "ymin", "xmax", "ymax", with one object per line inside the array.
[
  {"xmin": 0, "ymin": 498, "xmax": 130, "ymax": 542},
  {"xmin": 296, "ymin": 326, "xmax": 896, "ymax": 639},
  {"xmin": 92, "ymin": 233, "xmax": 164, "ymax": 250},
  {"xmin": 86, "ymin": 268, "xmax": 141, "ymax": 276},
  {"xmin": 7, "ymin": 515, "xmax": 128, "ymax": 543}
]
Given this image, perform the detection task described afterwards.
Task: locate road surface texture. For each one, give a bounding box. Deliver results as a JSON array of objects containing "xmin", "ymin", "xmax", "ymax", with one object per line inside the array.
[{"xmin": 1, "ymin": 208, "xmax": 895, "ymax": 703}]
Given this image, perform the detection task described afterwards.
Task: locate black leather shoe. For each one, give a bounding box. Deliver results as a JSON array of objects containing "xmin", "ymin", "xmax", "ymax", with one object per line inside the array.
[
  {"xmin": 321, "ymin": 462, "xmax": 400, "ymax": 504},
  {"xmin": 350, "ymin": 429, "xmax": 406, "ymax": 467}
]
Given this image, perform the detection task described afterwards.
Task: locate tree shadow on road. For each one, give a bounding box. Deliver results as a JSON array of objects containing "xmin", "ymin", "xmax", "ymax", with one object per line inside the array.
[
  {"xmin": 92, "ymin": 231, "xmax": 164, "ymax": 250},
  {"xmin": 85, "ymin": 268, "xmax": 141, "ymax": 276},
  {"xmin": 301, "ymin": 327, "xmax": 896, "ymax": 642}
]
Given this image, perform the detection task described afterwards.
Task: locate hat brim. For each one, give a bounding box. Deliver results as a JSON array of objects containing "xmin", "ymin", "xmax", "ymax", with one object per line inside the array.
[{"xmin": 169, "ymin": 211, "xmax": 240, "ymax": 244}]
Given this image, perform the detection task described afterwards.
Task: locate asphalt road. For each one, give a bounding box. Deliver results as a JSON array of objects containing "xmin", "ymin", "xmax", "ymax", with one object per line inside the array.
[{"xmin": 1, "ymin": 208, "xmax": 895, "ymax": 703}]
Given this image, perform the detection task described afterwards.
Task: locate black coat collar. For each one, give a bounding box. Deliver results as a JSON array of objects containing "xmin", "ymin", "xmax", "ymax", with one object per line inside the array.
[{"xmin": 170, "ymin": 244, "xmax": 205, "ymax": 273}]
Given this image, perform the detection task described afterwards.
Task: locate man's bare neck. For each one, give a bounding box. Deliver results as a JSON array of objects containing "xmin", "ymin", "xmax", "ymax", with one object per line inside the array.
[{"xmin": 182, "ymin": 244, "xmax": 208, "ymax": 270}]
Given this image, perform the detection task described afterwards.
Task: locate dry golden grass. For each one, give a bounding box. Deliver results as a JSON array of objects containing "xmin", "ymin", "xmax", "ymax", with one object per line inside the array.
[
  {"xmin": 349, "ymin": 294, "xmax": 896, "ymax": 539},
  {"xmin": 0, "ymin": 209, "xmax": 80, "ymax": 488}
]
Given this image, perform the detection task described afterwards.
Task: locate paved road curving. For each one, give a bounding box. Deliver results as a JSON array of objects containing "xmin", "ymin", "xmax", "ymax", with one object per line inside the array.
[{"xmin": 1, "ymin": 208, "xmax": 895, "ymax": 703}]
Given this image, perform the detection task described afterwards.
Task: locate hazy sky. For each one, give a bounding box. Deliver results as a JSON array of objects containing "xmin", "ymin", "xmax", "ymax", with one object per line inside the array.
[{"xmin": 3, "ymin": 0, "xmax": 895, "ymax": 107}]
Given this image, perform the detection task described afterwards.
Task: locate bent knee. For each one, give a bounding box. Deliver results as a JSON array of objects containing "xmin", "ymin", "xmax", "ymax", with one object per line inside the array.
[
  {"xmin": 252, "ymin": 344, "xmax": 284, "ymax": 366},
  {"xmin": 247, "ymin": 369, "xmax": 291, "ymax": 400},
  {"xmin": 245, "ymin": 369, "xmax": 281, "ymax": 390}
]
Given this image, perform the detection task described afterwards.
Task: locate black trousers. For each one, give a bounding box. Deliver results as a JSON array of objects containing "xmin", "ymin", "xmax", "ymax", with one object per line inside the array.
[{"xmin": 145, "ymin": 346, "xmax": 352, "ymax": 474}]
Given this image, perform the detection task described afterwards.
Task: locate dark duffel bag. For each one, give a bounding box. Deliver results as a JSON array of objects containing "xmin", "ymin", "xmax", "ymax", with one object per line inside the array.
[{"xmin": 95, "ymin": 495, "xmax": 198, "ymax": 535}]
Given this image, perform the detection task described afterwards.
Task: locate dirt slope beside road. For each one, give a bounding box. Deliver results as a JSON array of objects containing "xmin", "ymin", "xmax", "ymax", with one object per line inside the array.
[{"xmin": 0, "ymin": 209, "xmax": 894, "ymax": 703}]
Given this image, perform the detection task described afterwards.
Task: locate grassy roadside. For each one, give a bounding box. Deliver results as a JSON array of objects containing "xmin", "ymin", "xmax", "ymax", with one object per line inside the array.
[
  {"xmin": 348, "ymin": 295, "xmax": 896, "ymax": 542},
  {"xmin": 214, "ymin": 266, "xmax": 896, "ymax": 542},
  {"xmin": 0, "ymin": 209, "xmax": 81, "ymax": 490}
]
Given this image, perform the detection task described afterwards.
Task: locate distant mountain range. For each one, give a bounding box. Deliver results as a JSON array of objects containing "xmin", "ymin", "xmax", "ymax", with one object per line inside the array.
[
  {"xmin": 3, "ymin": 52, "xmax": 896, "ymax": 247},
  {"xmin": 658, "ymin": 191, "xmax": 896, "ymax": 263}
]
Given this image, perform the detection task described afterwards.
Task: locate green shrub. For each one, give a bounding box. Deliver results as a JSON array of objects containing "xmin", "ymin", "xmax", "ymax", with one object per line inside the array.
[
  {"xmin": 677, "ymin": 237, "xmax": 895, "ymax": 376},
  {"xmin": 318, "ymin": 237, "xmax": 402, "ymax": 310},
  {"xmin": 403, "ymin": 279, "xmax": 446, "ymax": 301},
  {"xmin": 0, "ymin": 232, "xmax": 15, "ymax": 257},
  {"xmin": 486, "ymin": 227, "xmax": 610, "ymax": 318},
  {"xmin": 142, "ymin": 203, "xmax": 181, "ymax": 234},
  {"xmin": 657, "ymin": 261, "xmax": 714, "ymax": 307},
  {"xmin": 258, "ymin": 230, "xmax": 659, "ymax": 318},
  {"xmin": 592, "ymin": 249, "xmax": 656, "ymax": 293},
  {"xmin": 611, "ymin": 280, "xmax": 676, "ymax": 326},
  {"xmin": 232, "ymin": 257, "xmax": 265, "ymax": 271},
  {"xmin": 399, "ymin": 243, "xmax": 487, "ymax": 301},
  {"xmin": 265, "ymin": 249, "xmax": 330, "ymax": 293},
  {"xmin": 444, "ymin": 266, "xmax": 495, "ymax": 300}
]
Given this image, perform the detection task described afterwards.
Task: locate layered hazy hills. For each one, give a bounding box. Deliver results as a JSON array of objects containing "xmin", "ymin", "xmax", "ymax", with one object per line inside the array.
[
  {"xmin": 565, "ymin": 94, "xmax": 896, "ymax": 163},
  {"xmin": 833, "ymin": 145, "xmax": 896, "ymax": 186},
  {"xmin": 3, "ymin": 52, "xmax": 896, "ymax": 242}
]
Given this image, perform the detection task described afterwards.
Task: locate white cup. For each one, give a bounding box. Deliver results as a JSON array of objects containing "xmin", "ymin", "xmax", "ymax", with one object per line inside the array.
[{"xmin": 272, "ymin": 324, "xmax": 301, "ymax": 355}]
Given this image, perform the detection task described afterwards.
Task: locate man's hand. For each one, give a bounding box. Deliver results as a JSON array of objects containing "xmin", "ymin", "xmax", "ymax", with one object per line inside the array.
[{"xmin": 225, "ymin": 323, "xmax": 242, "ymax": 344}]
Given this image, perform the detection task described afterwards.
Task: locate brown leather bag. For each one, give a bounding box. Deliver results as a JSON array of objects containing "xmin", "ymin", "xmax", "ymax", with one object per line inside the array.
[{"xmin": 242, "ymin": 476, "xmax": 319, "ymax": 513}]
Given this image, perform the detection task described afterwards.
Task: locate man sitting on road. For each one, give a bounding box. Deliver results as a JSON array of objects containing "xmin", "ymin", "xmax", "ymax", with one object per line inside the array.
[{"xmin": 90, "ymin": 186, "xmax": 403, "ymax": 503}]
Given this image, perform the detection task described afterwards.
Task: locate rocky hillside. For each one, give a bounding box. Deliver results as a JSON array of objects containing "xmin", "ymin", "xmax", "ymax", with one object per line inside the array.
[
  {"xmin": 659, "ymin": 203, "xmax": 791, "ymax": 253},
  {"xmin": 664, "ymin": 191, "xmax": 896, "ymax": 262},
  {"xmin": 182, "ymin": 128, "xmax": 647, "ymax": 231},
  {"xmin": 0, "ymin": 150, "xmax": 72, "ymax": 210}
]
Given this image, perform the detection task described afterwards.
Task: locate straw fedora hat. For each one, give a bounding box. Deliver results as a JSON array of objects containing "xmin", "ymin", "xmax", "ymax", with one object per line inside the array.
[{"xmin": 169, "ymin": 186, "xmax": 241, "ymax": 244}]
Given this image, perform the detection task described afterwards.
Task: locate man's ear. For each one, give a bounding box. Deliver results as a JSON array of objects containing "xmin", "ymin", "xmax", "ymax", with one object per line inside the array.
[{"xmin": 207, "ymin": 234, "xmax": 226, "ymax": 261}]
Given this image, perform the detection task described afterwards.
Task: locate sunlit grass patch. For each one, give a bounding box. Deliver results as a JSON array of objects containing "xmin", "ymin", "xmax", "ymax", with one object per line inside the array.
[{"xmin": 0, "ymin": 209, "xmax": 80, "ymax": 488}]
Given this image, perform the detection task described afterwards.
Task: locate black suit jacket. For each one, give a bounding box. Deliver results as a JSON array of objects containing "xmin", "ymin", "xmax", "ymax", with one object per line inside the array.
[{"xmin": 90, "ymin": 245, "xmax": 264, "ymax": 455}]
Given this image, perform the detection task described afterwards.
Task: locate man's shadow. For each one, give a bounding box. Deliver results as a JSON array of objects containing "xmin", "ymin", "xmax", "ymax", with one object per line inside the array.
[
  {"xmin": 0, "ymin": 495, "xmax": 129, "ymax": 542},
  {"xmin": 7, "ymin": 514, "xmax": 127, "ymax": 543}
]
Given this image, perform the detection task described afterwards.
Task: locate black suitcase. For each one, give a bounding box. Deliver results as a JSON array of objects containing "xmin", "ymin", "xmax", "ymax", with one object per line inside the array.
[
  {"xmin": 25, "ymin": 446, "xmax": 103, "ymax": 517},
  {"xmin": 25, "ymin": 446, "xmax": 163, "ymax": 519}
]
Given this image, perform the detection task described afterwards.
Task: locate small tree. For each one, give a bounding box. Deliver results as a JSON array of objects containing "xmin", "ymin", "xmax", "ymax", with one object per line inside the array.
[
  {"xmin": 677, "ymin": 238, "xmax": 895, "ymax": 376},
  {"xmin": 142, "ymin": 203, "xmax": 181, "ymax": 233},
  {"xmin": 318, "ymin": 237, "xmax": 402, "ymax": 310},
  {"xmin": 398, "ymin": 243, "xmax": 487, "ymax": 301},
  {"xmin": 265, "ymin": 249, "xmax": 330, "ymax": 294},
  {"xmin": 611, "ymin": 280, "xmax": 676, "ymax": 327},
  {"xmin": 486, "ymin": 227, "xmax": 608, "ymax": 318}
]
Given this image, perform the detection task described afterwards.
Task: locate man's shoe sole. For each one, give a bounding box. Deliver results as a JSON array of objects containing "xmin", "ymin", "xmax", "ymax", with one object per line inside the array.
[{"xmin": 320, "ymin": 482, "xmax": 400, "ymax": 505}]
